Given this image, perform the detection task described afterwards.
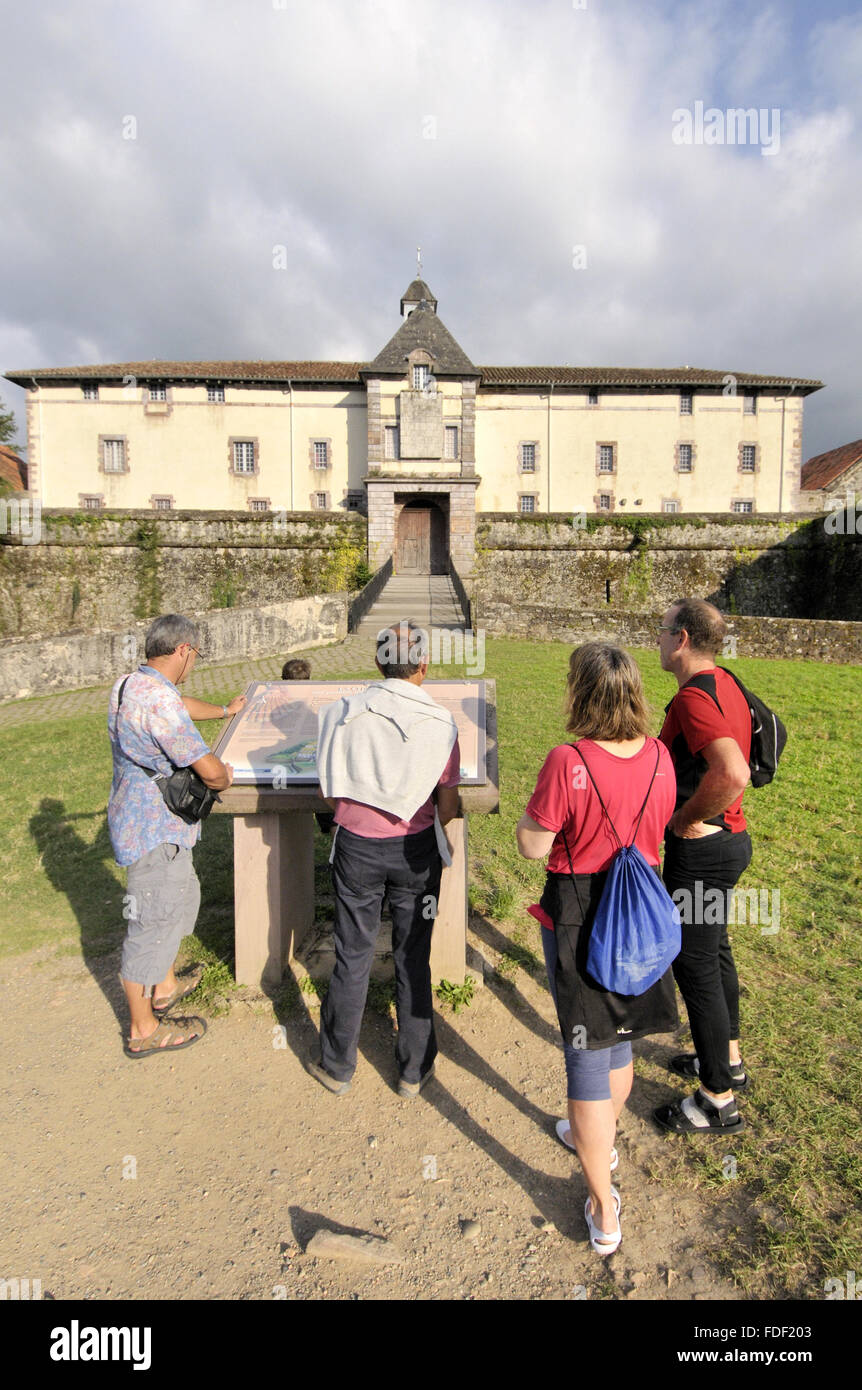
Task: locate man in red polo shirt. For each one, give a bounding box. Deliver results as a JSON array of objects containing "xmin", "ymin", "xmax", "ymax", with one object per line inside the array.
[{"xmin": 653, "ymin": 598, "xmax": 753, "ymax": 1133}]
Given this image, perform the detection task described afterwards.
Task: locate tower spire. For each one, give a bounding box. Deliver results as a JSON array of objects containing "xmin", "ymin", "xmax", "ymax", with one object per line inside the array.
[{"xmin": 416, "ymin": 245, "xmax": 422, "ymax": 278}]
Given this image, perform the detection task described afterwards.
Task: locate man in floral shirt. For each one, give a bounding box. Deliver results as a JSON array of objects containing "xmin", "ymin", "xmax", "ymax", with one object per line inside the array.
[{"xmin": 108, "ymin": 614, "xmax": 236, "ymax": 1058}]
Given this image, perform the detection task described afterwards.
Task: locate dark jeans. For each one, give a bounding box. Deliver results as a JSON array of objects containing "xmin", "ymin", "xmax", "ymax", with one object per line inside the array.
[
  {"xmin": 319, "ymin": 824, "xmax": 442, "ymax": 1084},
  {"xmin": 663, "ymin": 829, "xmax": 753, "ymax": 1094}
]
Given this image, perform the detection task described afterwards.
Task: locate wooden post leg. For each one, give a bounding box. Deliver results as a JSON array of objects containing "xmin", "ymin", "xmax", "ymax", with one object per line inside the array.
[
  {"xmin": 233, "ymin": 812, "xmax": 315, "ymax": 988},
  {"xmin": 430, "ymin": 815, "xmax": 468, "ymax": 985}
]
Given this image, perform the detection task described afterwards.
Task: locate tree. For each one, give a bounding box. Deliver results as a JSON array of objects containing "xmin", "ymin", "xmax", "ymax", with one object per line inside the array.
[{"xmin": 0, "ymin": 394, "xmax": 21, "ymax": 453}]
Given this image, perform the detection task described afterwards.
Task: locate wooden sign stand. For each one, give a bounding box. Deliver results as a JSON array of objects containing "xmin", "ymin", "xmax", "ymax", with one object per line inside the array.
[{"xmin": 212, "ymin": 680, "xmax": 498, "ymax": 990}]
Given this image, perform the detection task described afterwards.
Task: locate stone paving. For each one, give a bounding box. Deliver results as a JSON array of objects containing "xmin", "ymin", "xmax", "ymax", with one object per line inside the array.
[
  {"xmin": 0, "ymin": 634, "xmax": 379, "ymax": 731},
  {"xmin": 0, "ymin": 577, "xmax": 471, "ymax": 732}
]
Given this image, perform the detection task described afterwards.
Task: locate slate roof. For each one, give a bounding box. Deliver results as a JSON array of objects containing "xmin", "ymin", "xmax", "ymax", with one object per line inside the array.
[
  {"xmin": 5, "ymin": 360, "xmax": 823, "ymax": 392},
  {"xmin": 0, "ymin": 443, "xmax": 27, "ymax": 490},
  {"xmin": 400, "ymin": 278, "xmax": 437, "ymax": 313},
  {"xmin": 365, "ymin": 304, "xmax": 478, "ymax": 376},
  {"xmin": 800, "ymin": 438, "xmax": 862, "ymax": 491},
  {"xmin": 4, "ymin": 361, "xmax": 364, "ymax": 385},
  {"xmin": 478, "ymin": 366, "xmax": 823, "ymax": 392}
]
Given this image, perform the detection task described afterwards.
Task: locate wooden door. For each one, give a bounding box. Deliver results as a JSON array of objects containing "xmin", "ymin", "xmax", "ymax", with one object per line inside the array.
[{"xmin": 398, "ymin": 508, "xmax": 431, "ymax": 573}]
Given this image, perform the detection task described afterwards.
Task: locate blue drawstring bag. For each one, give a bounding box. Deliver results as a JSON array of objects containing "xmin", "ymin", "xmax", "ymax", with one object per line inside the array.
[{"xmin": 563, "ymin": 744, "xmax": 681, "ymax": 997}]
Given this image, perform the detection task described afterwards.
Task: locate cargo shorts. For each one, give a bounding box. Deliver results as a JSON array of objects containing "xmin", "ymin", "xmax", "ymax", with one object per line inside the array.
[{"xmin": 120, "ymin": 841, "xmax": 201, "ymax": 989}]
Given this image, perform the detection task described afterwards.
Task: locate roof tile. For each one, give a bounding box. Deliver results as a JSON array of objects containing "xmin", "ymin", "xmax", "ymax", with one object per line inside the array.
[{"xmin": 800, "ymin": 438, "xmax": 862, "ymax": 491}]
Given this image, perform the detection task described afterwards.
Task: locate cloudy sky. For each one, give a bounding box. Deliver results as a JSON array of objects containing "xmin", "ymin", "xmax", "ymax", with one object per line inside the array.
[{"xmin": 2, "ymin": 0, "xmax": 859, "ymax": 461}]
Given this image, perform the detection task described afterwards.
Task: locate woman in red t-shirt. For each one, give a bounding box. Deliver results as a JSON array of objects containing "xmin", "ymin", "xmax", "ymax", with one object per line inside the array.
[{"xmin": 517, "ymin": 643, "xmax": 677, "ymax": 1254}]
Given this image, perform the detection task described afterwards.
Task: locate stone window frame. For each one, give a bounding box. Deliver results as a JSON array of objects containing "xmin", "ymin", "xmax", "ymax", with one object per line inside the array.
[
  {"xmin": 596, "ymin": 442, "xmax": 617, "ymax": 475},
  {"xmin": 79, "ymin": 493, "xmax": 104, "ymax": 511},
  {"xmin": 518, "ymin": 492, "xmax": 538, "ymax": 513},
  {"xmin": 662, "ymin": 498, "xmax": 681, "ymax": 513},
  {"xmin": 99, "ymin": 434, "xmax": 129, "ymax": 474},
  {"xmin": 675, "ymin": 441, "xmax": 696, "ymax": 473},
  {"xmin": 444, "ymin": 423, "xmax": 460, "ymax": 460},
  {"xmin": 143, "ymin": 382, "xmax": 173, "ymax": 415},
  {"xmin": 594, "ymin": 490, "xmax": 615, "ymax": 512},
  {"xmin": 344, "ymin": 490, "xmax": 365, "ymax": 513},
  {"xmin": 150, "ymin": 494, "xmax": 174, "ymax": 511},
  {"xmin": 738, "ymin": 442, "xmax": 759, "ymax": 473},
  {"xmin": 731, "ymin": 498, "xmax": 755, "ymax": 513},
  {"xmin": 679, "ymin": 392, "xmax": 693, "ymax": 416},
  {"xmin": 207, "ymin": 384, "xmax": 226, "ymax": 403},
  {"xmin": 743, "ymin": 393, "xmax": 757, "ymax": 415},
  {"xmin": 81, "ymin": 383, "xmax": 99, "ymax": 401},
  {"xmin": 229, "ymin": 437, "xmax": 259, "ymax": 476},
  {"xmin": 587, "ymin": 389, "xmax": 600, "ymax": 407},
  {"xmin": 248, "ymin": 497, "xmax": 270, "ymax": 513},
  {"xmin": 310, "ymin": 438, "xmax": 332, "ymax": 470},
  {"xmin": 518, "ymin": 441, "xmax": 540, "ymax": 474},
  {"xmin": 407, "ymin": 348, "xmax": 437, "ymax": 394},
  {"xmin": 311, "ymin": 491, "xmax": 330, "ymax": 510},
  {"xmin": 384, "ymin": 424, "xmax": 400, "ymax": 461}
]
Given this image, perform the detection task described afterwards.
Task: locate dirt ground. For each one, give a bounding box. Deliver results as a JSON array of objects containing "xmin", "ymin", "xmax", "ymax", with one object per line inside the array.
[{"xmin": 2, "ymin": 923, "xmax": 757, "ymax": 1304}]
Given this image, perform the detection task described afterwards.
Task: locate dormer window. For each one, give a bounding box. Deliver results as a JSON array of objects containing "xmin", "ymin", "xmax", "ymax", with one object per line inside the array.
[{"xmin": 413, "ymin": 365, "xmax": 431, "ymax": 391}]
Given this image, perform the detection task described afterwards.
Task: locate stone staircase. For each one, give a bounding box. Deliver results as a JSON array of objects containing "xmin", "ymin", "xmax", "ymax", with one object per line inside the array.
[{"xmin": 353, "ymin": 574, "xmax": 468, "ymax": 636}]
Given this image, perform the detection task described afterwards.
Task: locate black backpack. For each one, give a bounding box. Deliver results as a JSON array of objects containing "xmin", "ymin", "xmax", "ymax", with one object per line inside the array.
[{"xmin": 685, "ymin": 668, "xmax": 787, "ymax": 787}]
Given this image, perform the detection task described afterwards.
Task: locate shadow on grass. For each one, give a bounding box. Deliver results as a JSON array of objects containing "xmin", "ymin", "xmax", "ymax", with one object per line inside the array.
[
  {"xmin": 28, "ymin": 798, "xmax": 128, "ymax": 1026},
  {"xmin": 192, "ymin": 811, "xmax": 237, "ymax": 964},
  {"xmin": 469, "ymin": 911, "xmax": 560, "ymax": 1050},
  {"xmin": 28, "ymin": 799, "xmax": 241, "ymax": 1032}
]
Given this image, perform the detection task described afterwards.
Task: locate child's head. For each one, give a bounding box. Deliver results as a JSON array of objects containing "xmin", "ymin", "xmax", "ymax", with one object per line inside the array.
[{"xmin": 282, "ymin": 658, "xmax": 312, "ymax": 680}]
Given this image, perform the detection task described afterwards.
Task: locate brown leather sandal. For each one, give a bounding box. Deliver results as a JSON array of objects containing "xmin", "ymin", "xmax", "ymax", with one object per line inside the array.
[
  {"xmin": 125, "ymin": 1015, "xmax": 207, "ymax": 1059},
  {"xmin": 152, "ymin": 967, "xmax": 204, "ymax": 1017}
]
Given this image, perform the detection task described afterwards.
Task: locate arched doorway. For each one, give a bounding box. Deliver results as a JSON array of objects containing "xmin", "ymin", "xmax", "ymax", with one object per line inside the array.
[{"xmin": 395, "ymin": 499, "xmax": 447, "ymax": 574}]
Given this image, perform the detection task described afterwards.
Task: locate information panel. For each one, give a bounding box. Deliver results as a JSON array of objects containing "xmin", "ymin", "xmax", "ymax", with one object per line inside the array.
[{"xmin": 212, "ymin": 680, "xmax": 487, "ymax": 786}]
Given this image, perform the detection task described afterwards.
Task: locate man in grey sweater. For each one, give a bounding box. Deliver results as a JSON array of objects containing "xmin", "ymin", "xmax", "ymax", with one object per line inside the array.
[{"xmin": 310, "ymin": 622, "xmax": 461, "ymax": 1097}]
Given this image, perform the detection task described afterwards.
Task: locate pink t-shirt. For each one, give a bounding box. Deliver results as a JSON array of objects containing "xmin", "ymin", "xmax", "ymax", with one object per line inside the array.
[
  {"xmin": 333, "ymin": 738, "xmax": 461, "ymax": 839},
  {"xmin": 526, "ymin": 737, "xmax": 677, "ymax": 874}
]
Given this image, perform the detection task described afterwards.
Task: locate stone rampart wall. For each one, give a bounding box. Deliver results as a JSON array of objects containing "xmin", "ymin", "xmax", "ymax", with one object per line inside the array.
[
  {"xmin": 0, "ymin": 593, "xmax": 347, "ymax": 702},
  {"xmin": 471, "ymin": 512, "xmax": 862, "ymax": 621},
  {"xmin": 0, "ymin": 510, "xmax": 366, "ymax": 639}
]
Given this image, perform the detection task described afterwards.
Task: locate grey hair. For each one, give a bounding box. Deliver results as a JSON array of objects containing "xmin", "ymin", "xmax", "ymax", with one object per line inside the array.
[
  {"xmin": 144, "ymin": 614, "xmax": 200, "ymax": 660},
  {"xmin": 376, "ymin": 620, "xmax": 429, "ymax": 679}
]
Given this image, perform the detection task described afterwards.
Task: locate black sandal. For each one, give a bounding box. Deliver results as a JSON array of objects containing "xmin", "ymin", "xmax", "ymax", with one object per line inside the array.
[
  {"xmin": 653, "ymin": 1088, "xmax": 745, "ymax": 1134},
  {"xmin": 668, "ymin": 1053, "xmax": 750, "ymax": 1091}
]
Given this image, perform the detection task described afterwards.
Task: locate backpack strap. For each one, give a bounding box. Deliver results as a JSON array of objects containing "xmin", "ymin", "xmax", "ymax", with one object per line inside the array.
[{"xmin": 577, "ymin": 741, "xmax": 661, "ymax": 851}]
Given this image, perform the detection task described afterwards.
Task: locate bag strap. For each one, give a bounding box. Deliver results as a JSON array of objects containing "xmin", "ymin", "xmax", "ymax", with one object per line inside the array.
[
  {"xmin": 116, "ymin": 673, "xmax": 174, "ymax": 780},
  {"xmin": 576, "ymin": 740, "xmax": 660, "ymax": 852}
]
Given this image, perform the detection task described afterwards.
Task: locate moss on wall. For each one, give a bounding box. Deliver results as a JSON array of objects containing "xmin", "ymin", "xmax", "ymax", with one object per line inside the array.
[{"xmin": 0, "ymin": 512, "xmax": 371, "ymax": 637}]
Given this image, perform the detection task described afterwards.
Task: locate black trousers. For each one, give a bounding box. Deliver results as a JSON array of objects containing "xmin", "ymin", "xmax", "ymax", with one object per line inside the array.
[
  {"xmin": 663, "ymin": 829, "xmax": 753, "ymax": 1094},
  {"xmin": 319, "ymin": 824, "xmax": 442, "ymax": 1084}
]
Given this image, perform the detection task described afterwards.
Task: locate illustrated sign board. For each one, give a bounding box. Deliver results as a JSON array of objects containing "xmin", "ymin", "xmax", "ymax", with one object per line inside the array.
[{"xmin": 212, "ymin": 680, "xmax": 487, "ymax": 786}]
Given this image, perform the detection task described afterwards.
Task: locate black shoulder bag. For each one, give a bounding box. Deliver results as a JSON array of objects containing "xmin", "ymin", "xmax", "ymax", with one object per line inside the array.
[{"xmin": 117, "ymin": 676, "xmax": 220, "ymax": 825}]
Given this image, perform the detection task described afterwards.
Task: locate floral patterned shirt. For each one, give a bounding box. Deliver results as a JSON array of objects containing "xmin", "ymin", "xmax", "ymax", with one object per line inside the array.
[{"xmin": 107, "ymin": 665, "xmax": 210, "ymax": 867}]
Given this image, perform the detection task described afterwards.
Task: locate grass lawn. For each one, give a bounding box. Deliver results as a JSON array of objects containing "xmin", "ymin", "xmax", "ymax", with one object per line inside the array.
[{"xmin": 1, "ymin": 636, "xmax": 860, "ymax": 1296}]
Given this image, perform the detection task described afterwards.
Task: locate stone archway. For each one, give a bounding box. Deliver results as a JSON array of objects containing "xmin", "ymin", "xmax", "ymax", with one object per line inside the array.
[{"xmin": 395, "ymin": 498, "xmax": 447, "ymax": 574}]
